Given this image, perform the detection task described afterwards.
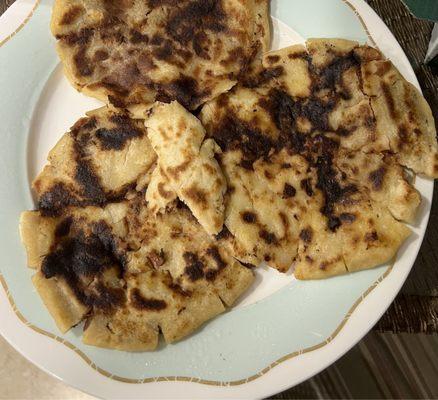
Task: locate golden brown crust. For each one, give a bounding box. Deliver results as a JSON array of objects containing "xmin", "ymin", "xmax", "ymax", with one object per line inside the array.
[
  {"xmin": 145, "ymin": 101, "xmax": 226, "ymax": 235},
  {"xmin": 21, "ymin": 198, "xmax": 254, "ymax": 350},
  {"xmin": 33, "ymin": 271, "xmax": 90, "ymax": 333},
  {"xmin": 32, "ymin": 106, "xmax": 156, "ymax": 217},
  {"xmin": 51, "ymin": 0, "xmax": 270, "ymax": 110},
  {"xmin": 19, "ymin": 211, "xmax": 58, "ymax": 269},
  {"xmin": 200, "ymin": 39, "xmax": 433, "ymax": 279}
]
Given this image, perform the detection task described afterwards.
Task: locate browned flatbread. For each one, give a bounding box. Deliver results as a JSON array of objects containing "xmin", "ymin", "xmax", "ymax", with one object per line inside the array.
[
  {"xmin": 20, "ymin": 203, "xmax": 129, "ymax": 333},
  {"xmin": 51, "ymin": 0, "xmax": 270, "ymax": 111},
  {"xmin": 20, "ymin": 31, "xmax": 437, "ymax": 353},
  {"xmin": 20, "ymin": 196, "xmax": 253, "ymax": 350},
  {"xmin": 145, "ymin": 101, "xmax": 226, "ymax": 235},
  {"xmin": 201, "ymin": 38, "xmax": 433, "ymax": 279},
  {"xmin": 20, "ymin": 107, "xmax": 253, "ymax": 350},
  {"xmin": 33, "ymin": 106, "xmax": 156, "ymax": 217}
]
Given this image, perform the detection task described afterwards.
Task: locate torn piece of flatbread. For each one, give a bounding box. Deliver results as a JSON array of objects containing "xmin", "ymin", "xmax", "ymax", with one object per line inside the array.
[
  {"xmin": 145, "ymin": 101, "xmax": 226, "ymax": 235},
  {"xmin": 33, "ymin": 106, "xmax": 156, "ymax": 217},
  {"xmin": 145, "ymin": 165, "xmax": 177, "ymax": 214},
  {"xmin": 83, "ymin": 196, "xmax": 255, "ymax": 351},
  {"xmin": 20, "ymin": 202, "xmax": 129, "ymax": 333},
  {"xmin": 294, "ymin": 189, "xmax": 411, "ymax": 280},
  {"xmin": 360, "ymin": 59, "xmax": 438, "ymax": 177},
  {"xmin": 20, "ymin": 195, "xmax": 253, "ymax": 350},
  {"xmin": 51, "ymin": 0, "xmax": 270, "ymax": 110},
  {"xmin": 201, "ymin": 38, "xmax": 431, "ymax": 278}
]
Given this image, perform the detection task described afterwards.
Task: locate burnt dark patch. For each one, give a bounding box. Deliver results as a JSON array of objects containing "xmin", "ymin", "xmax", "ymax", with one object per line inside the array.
[
  {"xmin": 183, "ymin": 252, "xmax": 205, "ymax": 281},
  {"xmin": 314, "ymin": 139, "xmax": 358, "ymax": 231},
  {"xmin": 168, "ymin": 282, "xmax": 192, "ymax": 298},
  {"xmin": 129, "ymin": 29, "xmax": 149, "ymax": 44},
  {"xmin": 55, "ymin": 217, "xmax": 73, "ymax": 238},
  {"xmin": 100, "ymin": 79, "xmax": 130, "ymax": 96},
  {"xmin": 152, "ymin": 39, "xmax": 173, "ymax": 61},
  {"xmin": 71, "ymin": 117, "xmax": 97, "ymax": 136},
  {"xmin": 266, "ymin": 55, "xmax": 280, "ymax": 64},
  {"xmin": 300, "ymin": 178, "xmax": 314, "ymax": 197},
  {"xmin": 259, "ymin": 88, "xmax": 337, "ymax": 144},
  {"xmin": 368, "ymin": 167, "xmax": 386, "ymax": 190},
  {"xmin": 93, "ymin": 49, "xmax": 109, "ymax": 62},
  {"xmin": 193, "ymin": 32, "xmax": 211, "ymax": 59},
  {"xmin": 238, "ymin": 159, "xmax": 255, "ymax": 170},
  {"xmin": 41, "ymin": 222, "xmax": 125, "ymax": 310},
  {"xmin": 241, "ymin": 211, "xmax": 257, "ymax": 223},
  {"xmin": 167, "ymin": 0, "xmax": 226, "ymax": 46},
  {"xmin": 339, "ymin": 213, "xmax": 356, "ymax": 223},
  {"xmin": 282, "ymin": 183, "xmax": 296, "ymax": 198},
  {"xmin": 242, "ymin": 66, "xmax": 284, "ymax": 88},
  {"xmin": 75, "ymin": 161, "xmax": 106, "ymax": 204},
  {"xmin": 91, "ymin": 220, "xmax": 126, "ymax": 266},
  {"xmin": 288, "ymin": 52, "xmax": 308, "ymax": 60},
  {"xmin": 38, "ymin": 183, "xmax": 78, "ymax": 217},
  {"xmin": 299, "ymin": 228, "xmax": 313, "ymax": 244},
  {"xmin": 58, "ymin": 28, "xmax": 93, "ymax": 46},
  {"xmin": 108, "ymin": 95, "xmax": 127, "ymax": 108},
  {"xmin": 157, "ymin": 75, "xmax": 204, "ymax": 109},
  {"xmin": 257, "ymin": 89, "xmax": 307, "ymax": 152},
  {"xmin": 95, "ymin": 123, "xmax": 143, "ymax": 150},
  {"xmin": 259, "ymin": 230, "xmax": 278, "ymax": 245},
  {"xmin": 315, "ymin": 52, "xmax": 359, "ymax": 92},
  {"xmin": 92, "ymin": 283, "xmax": 126, "ymax": 311},
  {"xmin": 207, "ymin": 246, "xmax": 226, "ymax": 270},
  {"xmin": 209, "ymin": 113, "xmax": 274, "ymax": 166},
  {"xmin": 73, "ymin": 47, "xmax": 94, "ymax": 77},
  {"xmin": 205, "ymin": 246, "xmax": 227, "ymax": 281},
  {"xmin": 299, "ymin": 97, "xmax": 336, "ymax": 132},
  {"xmin": 337, "ymin": 126, "xmax": 355, "ymax": 137},
  {"xmin": 130, "ymin": 289, "xmax": 167, "ymax": 311}
]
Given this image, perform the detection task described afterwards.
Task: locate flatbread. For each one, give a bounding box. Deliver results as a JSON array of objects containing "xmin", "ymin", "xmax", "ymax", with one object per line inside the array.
[
  {"xmin": 360, "ymin": 59, "xmax": 438, "ymax": 176},
  {"xmin": 21, "ymin": 107, "xmax": 252, "ymax": 349},
  {"xmin": 84, "ymin": 196, "xmax": 254, "ymax": 350},
  {"xmin": 51, "ymin": 0, "xmax": 270, "ymax": 110},
  {"xmin": 20, "ymin": 202, "xmax": 129, "ymax": 333},
  {"xmin": 33, "ymin": 106, "xmax": 156, "ymax": 216},
  {"xmin": 145, "ymin": 101, "xmax": 226, "ymax": 235},
  {"xmin": 201, "ymin": 38, "xmax": 432, "ymax": 278},
  {"xmin": 20, "ymin": 196, "xmax": 253, "ymax": 350}
]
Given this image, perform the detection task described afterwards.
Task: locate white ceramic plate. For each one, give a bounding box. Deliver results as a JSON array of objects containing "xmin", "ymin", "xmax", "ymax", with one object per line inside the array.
[{"xmin": 0, "ymin": 0, "xmax": 433, "ymax": 398}]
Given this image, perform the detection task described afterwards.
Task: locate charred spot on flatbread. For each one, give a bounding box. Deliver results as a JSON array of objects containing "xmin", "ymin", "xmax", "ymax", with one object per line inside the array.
[{"xmin": 51, "ymin": 0, "xmax": 270, "ymax": 110}]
